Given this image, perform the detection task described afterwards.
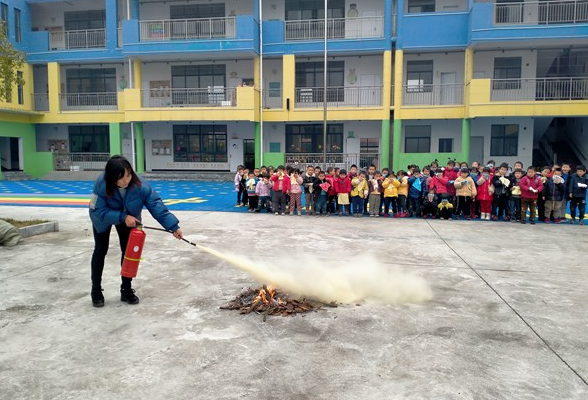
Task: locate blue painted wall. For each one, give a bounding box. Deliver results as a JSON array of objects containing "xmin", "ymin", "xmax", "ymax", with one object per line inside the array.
[{"xmin": 401, "ymin": 12, "xmax": 469, "ymax": 50}]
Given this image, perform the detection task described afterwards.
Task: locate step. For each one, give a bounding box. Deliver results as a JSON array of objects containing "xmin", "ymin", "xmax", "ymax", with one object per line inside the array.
[
  {"xmin": 142, "ymin": 171, "xmax": 234, "ymax": 182},
  {"xmin": 1, "ymin": 171, "xmax": 38, "ymax": 181}
]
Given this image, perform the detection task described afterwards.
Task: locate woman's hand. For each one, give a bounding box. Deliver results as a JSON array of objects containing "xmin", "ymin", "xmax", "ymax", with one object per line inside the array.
[
  {"xmin": 125, "ymin": 215, "xmax": 140, "ymax": 227},
  {"xmin": 173, "ymin": 229, "xmax": 183, "ymax": 240}
]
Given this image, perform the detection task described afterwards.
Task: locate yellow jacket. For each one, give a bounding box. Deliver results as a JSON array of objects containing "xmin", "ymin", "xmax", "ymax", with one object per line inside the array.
[
  {"xmin": 438, "ymin": 202, "xmax": 454, "ymax": 210},
  {"xmin": 454, "ymin": 176, "xmax": 477, "ymax": 197},
  {"xmin": 351, "ymin": 177, "xmax": 369, "ymax": 198},
  {"xmin": 397, "ymin": 176, "xmax": 409, "ymax": 196},
  {"xmin": 382, "ymin": 177, "xmax": 400, "ymax": 198}
]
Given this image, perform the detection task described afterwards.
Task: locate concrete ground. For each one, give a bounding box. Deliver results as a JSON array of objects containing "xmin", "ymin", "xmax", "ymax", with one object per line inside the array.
[{"xmin": 0, "ymin": 206, "xmax": 587, "ymax": 400}]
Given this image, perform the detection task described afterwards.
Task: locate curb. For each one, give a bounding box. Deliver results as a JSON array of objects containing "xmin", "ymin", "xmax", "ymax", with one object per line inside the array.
[{"xmin": 19, "ymin": 221, "xmax": 59, "ymax": 238}]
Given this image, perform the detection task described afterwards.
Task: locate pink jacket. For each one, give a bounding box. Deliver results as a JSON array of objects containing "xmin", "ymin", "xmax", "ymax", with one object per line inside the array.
[
  {"xmin": 288, "ymin": 175, "xmax": 304, "ymax": 194},
  {"xmin": 428, "ymin": 175, "xmax": 449, "ymax": 194},
  {"xmin": 520, "ymin": 175, "xmax": 544, "ymax": 200}
]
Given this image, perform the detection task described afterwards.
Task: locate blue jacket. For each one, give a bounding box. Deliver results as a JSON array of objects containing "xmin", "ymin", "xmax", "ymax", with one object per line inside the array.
[
  {"xmin": 567, "ymin": 173, "xmax": 588, "ymax": 199},
  {"xmin": 407, "ymin": 176, "xmax": 427, "ymax": 199},
  {"xmin": 89, "ymin": 173, "xmax": 180, "ymax": 234}
]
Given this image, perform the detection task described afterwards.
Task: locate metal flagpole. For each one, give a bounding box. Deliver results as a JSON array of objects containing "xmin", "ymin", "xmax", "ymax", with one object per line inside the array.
[
  {"xmin": 259, "ymin": 0, "xmax": 264, "ymax": 166},
  {"xmin": 322, "ymin": 0, "xmax": 328, "ymax": 169}
]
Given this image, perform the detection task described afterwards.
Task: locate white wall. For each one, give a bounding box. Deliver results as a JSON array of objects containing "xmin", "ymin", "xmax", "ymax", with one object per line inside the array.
[
  {"xmin": 143, "ymin": 121, "xmax": 255, "ymax": 171},
  {"xmin": 403, "ymin": 52, "xmax": 465, "ymax": 84},
  {"xmin": 297, "ymin": 55, "xmax": 383, "ymax": 89},
  {"xmin": 471, "ymin": 117, "xmax": 534, "ymax": 167},
  {"xmin": 403, "ymin": 119, "xmax": 463, "ymax": 153},
  {"xmin": 31, "ymin": 0, "xmax": 105, "ymax": 31},
  {"xmin": 263, "ymin": 0, "xmax": 384, "ymax": 20},
  {"xmin": 473, "ymin": 49, "xmax": 537, "ymax": 79},
  {"xmin": 36, "ymin": 125, "xmax": 69, "ymax": 152},
  {"xmin": 140, "ymin": 0, "xmax": 252, "ymax": 20},
  {"xmin": 406, "ymin": 0, "xmax": 468, "ymax": 12}
]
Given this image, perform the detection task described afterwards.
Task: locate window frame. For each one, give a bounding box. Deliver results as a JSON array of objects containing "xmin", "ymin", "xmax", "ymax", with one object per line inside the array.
[
  {"xmin": 490, "ymin": 124, "xmax": 519, "ymax": 157},
  {"xmin": 14, "ymin": 8, "xmax": 20, "ymax": 42},
  {"xmin": 69, "ymin": 125, "xmax": 110, "ymax": 153},
  {"xmin": 17, "ymin": 71, "xmax": 23, "ymax": 105},
  {"xmin": 286, "ymin": 124, "xmax": 343, "ymax": 153},
  {"xmin": 173, "ymin": 125, "xmax": 228, "ymax": 163},
  {"xmin": 407, "ymin": 0, "xmax": 436, "ymax": 13},
  {"xmin": 493, "ymin": 57, "xmax": 522, "ymax": 90},
  {"xmin": 405, "ymin": 125, "xmax": 431, "ymax": 153},
  {"xmin": 64, "ymin": 10, "xmax": 106, "ymax": 31},
  {"xmin": 438, "ymin": 138, "xmax": 454, "ymax": 153},
  {"xmin": 406, "ymin": 60, "xmax": 434, "ymax": 93},
  {"xmin": 1, "ymin": 3, "xmax": 8, "ymax": 35}
]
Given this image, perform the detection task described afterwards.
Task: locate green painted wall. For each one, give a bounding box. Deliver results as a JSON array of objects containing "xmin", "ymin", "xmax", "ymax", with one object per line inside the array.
[
  {"xmin": 255, "ymin": 122, "xmax": 262, "ymax": 168},
  {"xmin": 462, "ymin": 118, "xmax": 471, "ymax": 163},
  {"xmin": 134, "ymin": 122, "xmax": 145, "ymax": 174},
  {"xmin": 0, "ymin": 121, "xmax": 53, "ymax": 179},
  {"xmin": 263, "ymin": 152, "xmax": 285, "ymax": 168},
  {"xmin": 396, "ymin": 152, "xmax": 464, "ymax": 171},
  {"xmin": 381, "ymin": 119, "xmax": 391, "ymax": 169},
  {"xmin": 109, "ymin": 123, "xmax": 123, "ymax": 156},
  {"xmin": 392, "ymin": 119, "xmax": 402, "ymax": 171}
]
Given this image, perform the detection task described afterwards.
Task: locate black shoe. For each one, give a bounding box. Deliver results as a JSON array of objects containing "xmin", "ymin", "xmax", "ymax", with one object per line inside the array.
[
  {"xmin": 91, "ymin": 287, "xmax": 104, "ymax": 308},
  {"xmin": 120, "ymin": 288, "xmax": 139, "ymax": 305},
  {"xmin": 530, "ymin": 220, "xmax": 536, "ymax": 225},
  {"xmin": 521, "ymin": 220, "xmax": 526, "ymax": 224}
]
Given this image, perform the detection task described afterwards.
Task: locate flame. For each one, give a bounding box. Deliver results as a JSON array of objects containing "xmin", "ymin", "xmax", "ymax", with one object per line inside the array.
[{"xmin": 255, "ymin": 285, "xmax": 285, "ymax": 306}]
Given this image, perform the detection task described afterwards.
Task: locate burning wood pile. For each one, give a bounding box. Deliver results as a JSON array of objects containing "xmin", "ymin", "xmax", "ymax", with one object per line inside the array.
[{"xmin": 221, "ymin": 285, "xmax": 333, "ymax": 320}]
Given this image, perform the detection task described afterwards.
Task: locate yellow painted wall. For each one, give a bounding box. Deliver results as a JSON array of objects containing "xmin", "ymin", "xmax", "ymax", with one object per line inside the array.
[
  {"xmin": 0, "ymin": 63, "xmax": 36, "ymax": 115},
  {"xmin": 401, "ymin": 106, "xmax": 466, "ymax": 120}
]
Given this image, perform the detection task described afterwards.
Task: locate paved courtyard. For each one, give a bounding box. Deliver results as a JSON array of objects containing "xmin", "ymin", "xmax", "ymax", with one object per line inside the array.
[{"xmin": 0, "ymin": 205, "xmax": 587, "ymax": 400}]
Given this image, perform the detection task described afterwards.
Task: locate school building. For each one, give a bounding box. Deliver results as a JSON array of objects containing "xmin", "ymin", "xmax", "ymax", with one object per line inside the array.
[{"xmin": 0, "ymin": 0, "xmax": 587, "ymax": 179}]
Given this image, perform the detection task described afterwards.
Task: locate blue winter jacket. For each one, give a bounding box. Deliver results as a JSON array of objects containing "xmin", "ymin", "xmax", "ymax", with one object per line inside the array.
[
  {"xmin": 407, "ymin": 176, "xmax": 427, "ymax": 199},
  {"xmin": 89, "ymin": 173, "xmax": 180, "ymax": 234}
]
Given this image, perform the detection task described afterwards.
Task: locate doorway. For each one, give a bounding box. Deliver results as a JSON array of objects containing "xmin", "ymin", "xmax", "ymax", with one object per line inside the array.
[
  {"xmin": 440, "ymin": 72, "xmax": 457, "ymax": 105},
  {"xmin": 0, "ymin": 137, "xmax": 22, "ymax": 171},
  {"xmin": 470, "ymin": 136, "xmax": 484, "ymax": 164},
  {"xmin": 243, "ymin": 139, "xmax": 255, "ymax": 170}
]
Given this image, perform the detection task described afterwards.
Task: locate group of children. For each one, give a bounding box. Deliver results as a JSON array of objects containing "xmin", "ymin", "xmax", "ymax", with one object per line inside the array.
[{"xmin": 234, "ymin": 159, "xmax": 588, "ymax": 225}]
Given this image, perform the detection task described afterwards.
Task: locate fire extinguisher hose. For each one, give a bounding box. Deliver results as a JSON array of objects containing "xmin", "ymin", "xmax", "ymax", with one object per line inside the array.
[{"xmin": 140, "ymin": 224, "xmax": 197, "ymax": 247}]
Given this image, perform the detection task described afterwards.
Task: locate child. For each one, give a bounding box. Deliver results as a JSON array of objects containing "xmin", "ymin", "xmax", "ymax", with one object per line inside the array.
[
  {"xmin": 476, "ymin": 167, "xmax": 494, "ymax": 220},
  {"xmin": 407, "ymin": 168, "xmax": 426, "ymax": 217},
  {"xmin": 443, "ymin": 160, "xmax": 459, "ymax": 205},
  {"xmin": 543, "ymin": 168, "xmax": 565, "ymax": 223},
  {"xmin": 348, "ymin": 164, "xmax": 358, "ymax": 180},
  {"xmin": 560, "ymin": 162, "xmax": 572, "ymax": 221},
  {"xmin": 313, "ymin": 171, "xmax": 330, "ymax": 216},
  {"xmin": 368, "ymin": 172, "xmax": 383, "ymax": 217},
  {"xmin": 255, "ymin": 174, "xmax": 272, "ymax": 213},
  {"xmin": 537, "ymin": 166, "xmax": 551, "ymax": 221},
  {"xmin": 519, "ymin": 166, "xmax": 544, "ymax": 224},
  {"xmin": 245, "ymin": 171, "xmax": 259, "ymax": 213},
  {"xmin": 567, "ymin": 165, "xmax": 587, "ymax": 225},
  {"xmin": 288, "ymin": 168, "xmax": 304, "ymax": 215},
  {"xmin": 397, "ymin": 170, "xmax": 409, "ymax": 217},
  {"xmin": 491, "ymin": 163, "xmax": 512, "ymax": 221},
  {"xmin": 382, "ymin": 172, "xmax": 400, "ymax": 217},
  {"xmin": 422, "ymin": 191, "xmax": 438, "ymax": 219},
  {"xmin": 351, "ymin": 172, "xmax": 369, "ymax": 217},
  {"xmin": 326, "ymin": 167, "xmax": 338, "ymax": 215},
  {"xmin": 302, "ymin": 166, "xmax": 317, "ymax": 215},
  {"xmin": 239, "ymin": 168, "xmax": 249, "ymax": 207},
  {"xmin": 437, "ymin": 198, "xmax": 454, "ymax": 220},
  {"xmin": 234, "ymin": 165, "xmax": 244, "ymax": 206},
  {"xmin": 334, "ymin": 169, "xmax": 351, "ymax": 216},
  {"xmin": 509, "ymin": 169, "xmax": 524, "ymax": 223},
  {"xmin": 428, "ymin": 169, "xmax": 449, "ymax": 200},
  {"xmin": 454, "ymin": 167, "xmax": 477, "ymax": 220},
  {"xmin": 271, "ymin": 165, "xmax": 291, "ymax": 215}
]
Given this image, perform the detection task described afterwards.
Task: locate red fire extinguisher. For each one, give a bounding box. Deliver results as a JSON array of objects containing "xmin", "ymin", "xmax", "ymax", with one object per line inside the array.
[{"xmin": 121, "ymin": 226, "xmax": 146, "ymax": 278}]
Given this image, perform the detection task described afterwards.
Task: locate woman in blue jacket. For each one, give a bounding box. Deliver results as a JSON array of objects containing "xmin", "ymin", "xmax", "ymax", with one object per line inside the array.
[{"xmin": 89, "ymin": 156, "xmax": 183, "ymax": 307}]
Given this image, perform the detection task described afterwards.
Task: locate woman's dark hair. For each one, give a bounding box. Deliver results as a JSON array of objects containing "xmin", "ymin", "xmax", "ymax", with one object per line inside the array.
[{"xmin": 104, "ymin": 155, "xmax": 141, "ymax": 198}]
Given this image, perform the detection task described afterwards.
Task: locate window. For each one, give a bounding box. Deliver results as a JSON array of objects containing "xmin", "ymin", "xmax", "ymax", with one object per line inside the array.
[
  {"xmin": 170, "ymin": 3, "xmax": 225, "ymax": 19},
  {"xmin": 17, "ymin": 71, "xmax": 23, "ymax": 105},
  {"xmin": 491, "ymin": 124, "xmax": 518, "ymax": 156},
  {"xmin": 66, "ymin": 68, "xmax": 116, "ymax": 93},
  {"xmin": 360, "ymin": 138, "xmax": 379, "ymax": 154},
  {"xmin": 296, "ymin": 61, "xmax": 344, "ymax": 102},
  {"xmin": 285, "ymin": 0, "xmax": 345, "ymax": 20},
  {"xmin": 171, "ymin": 65, "xmax": 226, "ymax": 105},
  {"xmin": 407, "ymin": 0, "xmax": 435, "ymax": 13},
  {"xmin": 173, "ymin": 125, "xmax": 227, "ymax": 163},
  {"xmin": 69, "ymin": 125, "xmax": 110, "ymax": 153},
  {"xmin": 64, "ymin": 10, "xmax": 106, "ymax": 30},
  {"xmin": 286, "ymin": 124, "xmax": 343, "ymax": 153},
  {"xmin": 1, "ymin": 3, "xmax": 7, "ymax": 35},
  {"xmin": 14, "ymin": 8, "xmax": 20, "ymax": 42},
  {"xmin": 406, "ymin": 60, "xmax": 433, "ymax": 92},
  {"xmin": 493, "ymin": 57, "xmax": 522, "ymax": 90},
  {"xmin": 405, "ymin": 126, "xmax": 431, "ymax": 153},
  {"xmin": 439, "ymin": 138, "xmax": 453, "ymax": 153}
]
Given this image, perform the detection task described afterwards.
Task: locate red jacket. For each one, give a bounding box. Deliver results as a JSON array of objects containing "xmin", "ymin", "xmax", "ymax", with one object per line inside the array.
[
  {"xmin": 334, "ymin": 176, "xmax": 352, "ymax": 194},
  {"xmin": 271, "ymin": 173, "xmax": 291, "ymax": 193},
  {"xmin": 428, "ymin": 175, "xmax": 449, "ymax": 194},
  {"xmin": 520, "ymin": 175, "xmax": 544, "ymax": 200},
  {"xmin": 476, "ymin": 174, "xmax": 494, "ymax": 201},
  {"xmin": 443, "ymin": 169, "xmax": 459, "ymax": 196},
  {"xmin": 325, "ymin": 175, "xmax": 338, "ymax": 195}
]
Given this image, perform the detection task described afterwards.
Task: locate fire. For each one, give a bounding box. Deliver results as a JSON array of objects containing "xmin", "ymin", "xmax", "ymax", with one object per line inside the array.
[{"xmin": 255, "ymin": 285, "xmax": 286, "ymax": 306}]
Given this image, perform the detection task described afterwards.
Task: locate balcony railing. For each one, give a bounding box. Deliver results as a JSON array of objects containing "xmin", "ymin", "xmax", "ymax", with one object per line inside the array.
[
  {"xmin": 295, "ymin": 86, "xmax": 382, "ymax": 108},
  {"xmin": 285, "ymin": 16, "xmax": 384, "ymax": 40},
  {"xmin": 49, "ymin": 29, "xmax": 106, "ymax": 50},
  {"xmin": 53, "ymin": 152, "xmax": 111, "ymax": 171},
  {"xmin": 490, "ymin": 77, "xmax": 588, "ymax": 101},
  {"xmin": 494, "ymin": 0, "xmax": 588, "ymax": 25},
  {"xmin": 32, "ymin": 93, "xmax": 49, "ymax": 111},
  {"xmin": 285, "ymin": 153, "xmax": 381, "ymax": 170},
  {"xmin": 142, "ymin": 87, "xmax": 236, "ymax": 107},
  {"xmin": 139, "ymin": 17, "xmax": 236, "ymax": 41},
  {"xmin": 402, "ymin": 84, "xmax": 464, "ymax": 106},
  {"xmin": 60, "ymin": 93, "xmax": 118, "ymax": 110},
  {"xmin": 262, "ymin": 89, "xmax": 283, "ymax": 109}
]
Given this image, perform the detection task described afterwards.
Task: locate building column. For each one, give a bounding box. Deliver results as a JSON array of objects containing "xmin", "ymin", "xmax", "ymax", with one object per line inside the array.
[
  {"xmin": 130, "ymin": 0, "xmax": 140, "ymax": 20},
  {"xmin": 464, "ymin": 47, "xmax": 474, "ymax": 109},
  {"xmin": 109, "ymin": 123, "xmax": 123, "ymax": 156},
  {"xmin": 47, "ymin": 62, "xmax": 60, "ymax": 114},
  {"xmin": 134, "ymin": 122, "xmax": 145, "ymax": 173},
  {"xmin": 255, "ymin": 122, "xmax": 262, "ymax": 167},
  {"xmin": 106, "ymin": 0, "xmax": 118, "ymax": 49},
  {"xmin": 381, "ymin": 119, "xmax": 391, "ymax": 168},
  {"xmin": 283, "ymin": 54, "xmax": 295, "ymax": 112},
  {"xmin": 393, "ymin": 119, "xmax": 402, "ymax": 171},
  {"xmin": 462, "ymin": 118, "xmax": 471, "ymax": 163},
  {"xmin": 133, "ymin": 59, "xmax": 142, "ymax": 90}
]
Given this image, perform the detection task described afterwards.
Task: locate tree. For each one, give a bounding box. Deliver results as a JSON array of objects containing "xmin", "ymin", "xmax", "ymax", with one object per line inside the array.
[{"xmin": 0, "ymin": 22, "xmax": 25, "ymax": 103}]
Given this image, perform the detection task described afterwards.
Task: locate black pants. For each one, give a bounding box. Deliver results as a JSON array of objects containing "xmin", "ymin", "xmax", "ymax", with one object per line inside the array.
[
  {"xmin": 457, "ymin": 196, "xmax": 472, "ymax": 217},
  {"xmin": 570, "ymin": 197, "xmax": 586, "ymax": 220},
  {"xmin": 272, "ymin": 191, "xmax": 286, "ymax": 213},
  {"xmin": 408, "ymin": 197, "xmax": 421, "ymax": 217},
  {"xmin": 384, "ymin": 197, "xmax": 398, "ymax": 215},
  {"xmin": 493, "ymin": 195, "xmax": 509, "ymax": 218},
  {"xmin": 91, "ymin": 224, "xmax": 133, "ymax": 290},
  {"xmin": 438, "ymin": 207, "xmax": 453, "ymax": 219},
  {"xmin": 248, "ymin": 195, "xmax": 258, "ymax": 210}
]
